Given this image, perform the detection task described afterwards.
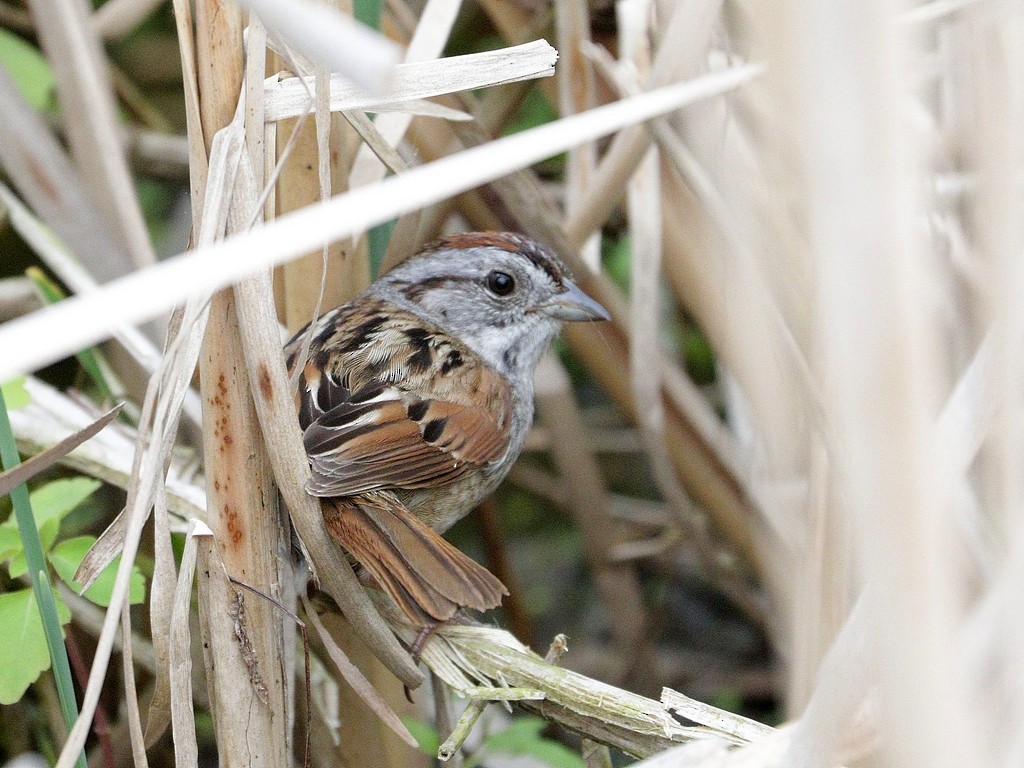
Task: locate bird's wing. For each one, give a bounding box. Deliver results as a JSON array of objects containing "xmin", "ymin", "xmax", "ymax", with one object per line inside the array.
[
  {"xmin": 323, "ymin": 492, "xmax": 508, "ymax": 623},
  {"xmin": 287, "ymin": 300, "xmax": 513, "ymax": 498}
]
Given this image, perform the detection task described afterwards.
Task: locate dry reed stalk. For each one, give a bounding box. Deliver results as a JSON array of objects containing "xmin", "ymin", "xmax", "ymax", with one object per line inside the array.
[
  {"xmin": 798, "ymin": 7, "xmax": 951, "ymax": 761},
  {"xmin": 308, "ymin": 611, "xmax": 426, "ymax": 767},
  {"xmin": 555, "ymin": 0, "xmax": 601, "ymax": 270},
  {"xmin": 947, "ymin": 4, "xmax": 1024, "ymax": 766},
  {"xmin": 137, "ymin": 488, "xmax": 180, "ymax": 748},
  {"xmin": 272, "ymin": 54, "xmax": 365, "ymax": 333},
  {"xmin": 167, "ymin": 521, "xmax": 206, "ymax": 768},
  {"xmin": 679, "ymin": 2, "xmax": 1024, "ymax": 766},
  {"xmin": 27, "ymin": 0, "xmax": 156, "ymax": 269},
  {"xmin": 478, "ymin": 0, "xmax": 559, "ymax": 105},
  {"xmin": 191, "ymin": 2, "xmax": 289, "ymax": 765},
  {"xmin": 0, "ymin": 77, "xmax": 136, "ymax": 286}
]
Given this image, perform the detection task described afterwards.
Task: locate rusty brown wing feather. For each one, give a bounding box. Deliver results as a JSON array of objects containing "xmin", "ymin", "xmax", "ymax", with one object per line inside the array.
[
  {"xmin": 291, "ymin": 300, "xmax": 513, "ymax": 498},
  {"xmin": 286, "ymin": 300, "xmax": 511, "ymax": 622},
  {"xmin": 323, "ymin": 492, "xmax": 508, "ymax": 623}
]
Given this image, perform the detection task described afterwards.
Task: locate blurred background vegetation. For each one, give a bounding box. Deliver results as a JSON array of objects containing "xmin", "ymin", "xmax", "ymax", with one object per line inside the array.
[
  {"xmin": 5, "ymin": 0, "xmax": 1019, "ymax": 767},
  {"xmin": 0, "ymin": 3, "xmax": 773, "ymax": 764}
]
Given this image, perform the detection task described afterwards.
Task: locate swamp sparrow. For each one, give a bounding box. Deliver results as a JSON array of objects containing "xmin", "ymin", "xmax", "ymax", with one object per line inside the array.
[{"xmin": 285, "ymin": 232, "xmax": 609, "ymax": 625}]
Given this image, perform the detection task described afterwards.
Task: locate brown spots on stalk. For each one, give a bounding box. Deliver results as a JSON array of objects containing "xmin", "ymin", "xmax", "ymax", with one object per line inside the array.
[
  {"xmin": 223, "ymin": 503, "xmax": 243, "ymax": 545},
  {"xmin": 257, "ymin": 363, "xmax": 273, "ymax": 401}
]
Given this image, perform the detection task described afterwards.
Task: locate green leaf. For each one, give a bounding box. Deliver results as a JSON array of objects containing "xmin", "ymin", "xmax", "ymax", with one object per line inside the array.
[
  {"xmin": 0, "ymin": 377, "xmax": 30, "ymax": 410},
  {"xmin": 0, "ymin": 524, "xmax": 21, "ymax": 563},
  {"xmin": 2, "ymin": 478, "xmax": 102, "ymax": 576},
  {"xmin": 601, "ymin": 233, "xmax": 632, "ymax": 293},
  {"xmin": 0, "ymin": 587, "xmax": 71, "ymax": 705},
  {"xmin": 7, "ymin": 550, "xmax": 28, "ymax": 578},
  {"xmin": 29, "ymin": 477, "xmax": 102, "ymax": 535},
  {"xmin": 0, "ymin": 29, "xmax": 55, "ymax": 111},
  {"xmin": 401, "ymin": 717, "xmax": 440, "ymax": 756},
  {"xmin": 49, "ymin": 536, "xmax": 145, "ymax": 607},
  {"xmin": 480, "ymin": 717, "xmax": 584, "ymax": 768},
  {"xmin": 681, "ymin": 325, "xmax": 717, "ymax": 386},
  {"xmin": 353, "ymin": 0, "xmax": 382, "ymax": 29}
]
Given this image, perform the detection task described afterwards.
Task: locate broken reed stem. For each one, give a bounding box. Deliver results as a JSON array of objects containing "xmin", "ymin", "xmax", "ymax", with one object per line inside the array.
[{"xmin": 396, "ymin": 621, "xmax": 741, "ymax": 760}]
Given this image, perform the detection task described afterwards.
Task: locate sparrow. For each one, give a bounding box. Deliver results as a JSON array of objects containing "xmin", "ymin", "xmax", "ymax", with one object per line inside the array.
[{"xmin": 285, "ymin": 232, "xmax": 609, "ymax": 625}]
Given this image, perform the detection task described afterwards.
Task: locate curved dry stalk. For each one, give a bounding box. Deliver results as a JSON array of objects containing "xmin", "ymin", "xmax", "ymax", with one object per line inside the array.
[
  {"xmin": 231, "ymin": 265, "xmax": 423, "ymax": 686},
  {"xmin": 301, "ymin": 594, "xmax": 418, "ymax": 746},
  {"xmin": 0, "ymin": 65, "xmax": 763, "ymax": 382},
  {"xmin": 227, "ymin": 115, "xmax": 420, "ymax": 683}
]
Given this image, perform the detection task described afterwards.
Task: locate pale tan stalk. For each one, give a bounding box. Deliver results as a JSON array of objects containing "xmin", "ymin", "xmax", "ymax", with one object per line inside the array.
[
  {"xmin": 0, "ymin": 75, "xmax": 137, "ymax": 285},
  {"xmin": 27, "ymin": 0, "xmax": 156, "ymax": 269},
  {"xmin": 169, "ymin": 521, "xmax": 206, "ymax": 768},
  {"xmin": 139, "ymin": 489, "xmax": 178, "ymax": 747},
  {"xmin": 92, "ymin": 0, "xmax": 166, "ymax": 39},
  {"xmin": 192, "ymin": 3, "xmax": 289, "ymax": 767},
  {"xmin": 787, "ymin": 1, "xmax": 962, "ymax": 764},
  {"xmin": 555, "ymin": 0, "xmax": 600, "ymax": 269},
  {"xmin": 230, "ymin": 250, "xmax": 421, "ymax": 685}
]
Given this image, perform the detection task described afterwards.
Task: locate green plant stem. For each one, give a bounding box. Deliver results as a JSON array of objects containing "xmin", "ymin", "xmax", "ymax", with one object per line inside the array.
[
  {"xmin": 26, "ymin": 267, "xmax": 116, "ymax": 402},
  {"xmin": 0, "ymin": 386, "xmax": 86, "ymax": 768}
]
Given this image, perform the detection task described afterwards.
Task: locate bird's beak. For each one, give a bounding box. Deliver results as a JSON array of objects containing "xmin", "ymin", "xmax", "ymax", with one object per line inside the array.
[{"xmin": 536, "ymin": 279, "xmax": 611, "ymax": 322}]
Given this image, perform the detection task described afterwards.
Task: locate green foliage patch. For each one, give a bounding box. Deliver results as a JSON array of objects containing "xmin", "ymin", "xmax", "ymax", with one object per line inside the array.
[{"xmin": 0, "ymin": 476, "xmax": 146, "ymax": 704}]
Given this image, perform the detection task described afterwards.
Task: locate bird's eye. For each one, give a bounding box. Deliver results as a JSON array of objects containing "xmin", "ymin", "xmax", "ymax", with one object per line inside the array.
[{"xmin": 486, "ymin": 271, "xmax": 516, "ymax": 297}]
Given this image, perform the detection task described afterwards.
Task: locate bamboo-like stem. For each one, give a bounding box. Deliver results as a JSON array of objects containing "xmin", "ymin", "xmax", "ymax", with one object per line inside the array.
[{"xmin": 192, "ymin": 2, "xmax": 289, "ymax": 766}]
